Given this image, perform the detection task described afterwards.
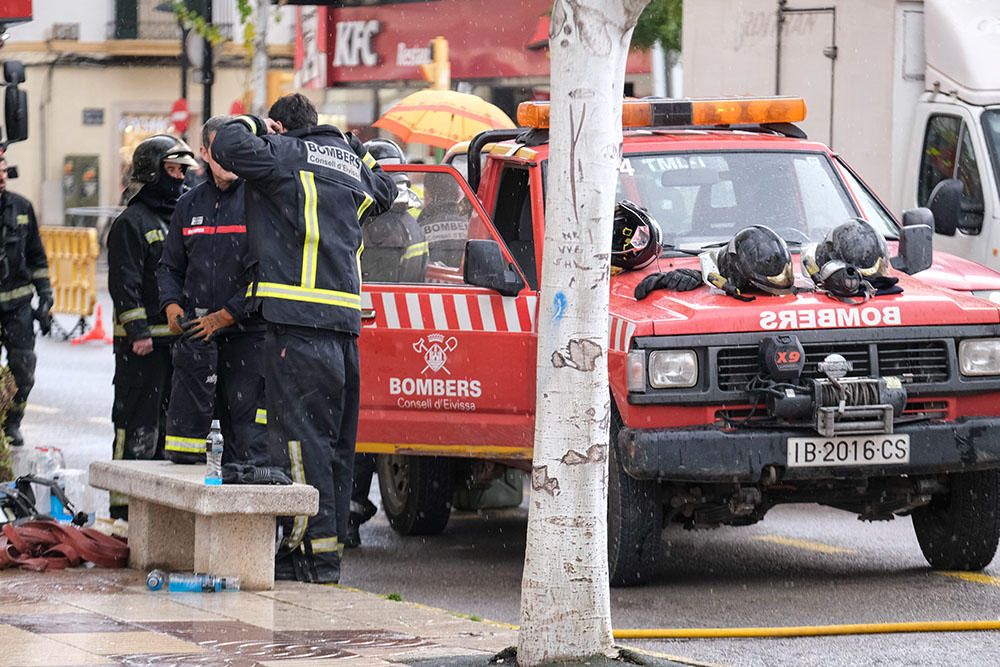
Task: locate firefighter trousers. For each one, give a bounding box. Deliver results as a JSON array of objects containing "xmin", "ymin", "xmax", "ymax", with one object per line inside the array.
[
  {"xmin": 164, "ymin": 332, "xmax": 269, "ymax": 465},
  {"xmin": 0, "ymin": 302, "xmax": 37, "ymax": 437},
  {"xmin": 266, "ymin": 324, "xmax": 359, "ymax": 582},
  {"xmin": 112, "ymin": 346, "xmax": 172, "ymax": 462}
]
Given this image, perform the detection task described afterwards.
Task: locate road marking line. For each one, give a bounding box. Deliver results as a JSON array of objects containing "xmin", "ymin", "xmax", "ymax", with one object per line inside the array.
[
  {"xmin": 936, "ymin": 571, "xmax": 1000, "ymax": 587},
  {"xmin": 26, "ymin": 404, "xmax": 59, "ymax": 414},
  {"xmin": 753, "ymin": 534, "xmax": 857, "ymax": 555}
]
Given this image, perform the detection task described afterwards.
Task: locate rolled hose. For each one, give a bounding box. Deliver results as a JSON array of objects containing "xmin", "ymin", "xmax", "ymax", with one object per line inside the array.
[{"xmin": 613, "ymin": 620, "xmax": 1000, "ymax": 639}]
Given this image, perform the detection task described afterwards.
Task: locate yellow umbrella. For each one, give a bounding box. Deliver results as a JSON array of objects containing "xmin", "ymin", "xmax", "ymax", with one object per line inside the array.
[{"xmin": 373, "ymin": 89, "xmax": 516, "ymax": 150}]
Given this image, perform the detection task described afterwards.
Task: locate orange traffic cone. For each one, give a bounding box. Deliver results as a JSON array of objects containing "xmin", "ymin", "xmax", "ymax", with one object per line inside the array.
[{"xmin": 72, "ymin": 304, "xmax": 112, "ymax": 345}]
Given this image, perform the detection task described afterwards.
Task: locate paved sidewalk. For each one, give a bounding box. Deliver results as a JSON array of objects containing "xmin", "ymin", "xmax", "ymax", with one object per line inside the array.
[{"xmin": 0, "ymin": 567, "xmax": 518, "ymax": 666}]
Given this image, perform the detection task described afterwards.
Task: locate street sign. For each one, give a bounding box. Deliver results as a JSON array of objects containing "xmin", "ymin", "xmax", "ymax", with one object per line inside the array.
[{"xmin": 170, "ymin": 98, "xmax": 190, "ymax": 135}]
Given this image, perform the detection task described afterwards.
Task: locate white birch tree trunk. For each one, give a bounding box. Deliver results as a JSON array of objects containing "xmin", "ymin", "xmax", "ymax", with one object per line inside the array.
[
  {"xmin": 517, "ymin": 0, "xmax": 650, "ymax": 664},
  {"xmin": 251, "ymin": 0, "xmax": 269, "ymax": 116}
]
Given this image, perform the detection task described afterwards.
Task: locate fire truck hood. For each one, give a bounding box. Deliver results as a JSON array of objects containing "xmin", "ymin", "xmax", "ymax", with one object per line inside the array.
[{"xmin": 610, "ymin": 256, "xmax": 1000, "ymax": 337}]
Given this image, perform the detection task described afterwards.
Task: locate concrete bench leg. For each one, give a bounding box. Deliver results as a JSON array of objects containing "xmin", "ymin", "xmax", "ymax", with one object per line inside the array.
[
  {"xmin": 127, "ymin": 499, "xmax": 196, "ymax": 571},
  {"xmin": 194, "ymin": 514, "xmax": 276, "ymax": 591}
]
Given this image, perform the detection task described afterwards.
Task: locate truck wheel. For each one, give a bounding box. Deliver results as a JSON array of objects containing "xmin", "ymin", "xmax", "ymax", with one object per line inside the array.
[
  {"xmin": 607, "ymin": 409, "xmax": 663, "ymax": 587},
  {"xmin": 377, "ymin": 454, "xmax": 454, "ymax": 536},
  {"xmin": 912, "ymin": 469, "xmax": 1000, "ymax": 571}
]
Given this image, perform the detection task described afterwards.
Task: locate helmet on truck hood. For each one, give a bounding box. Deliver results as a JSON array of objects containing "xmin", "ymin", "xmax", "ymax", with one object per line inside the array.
[
  {"xmin": 712, "ymin": 225, "xmax": 795, "ymax": 296},
  {"xmin": 807, "ymin": 219, "xmax": 891, "ymax": 279},
  {"xmin": 611, "ymin": 200, "xmax": 662, "ymax": 271}
]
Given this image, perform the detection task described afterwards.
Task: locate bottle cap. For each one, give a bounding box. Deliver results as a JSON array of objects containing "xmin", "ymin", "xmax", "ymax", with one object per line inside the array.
[{"xmin": 210, "ymin": 419, "xmax": 221, "ymax": 430}]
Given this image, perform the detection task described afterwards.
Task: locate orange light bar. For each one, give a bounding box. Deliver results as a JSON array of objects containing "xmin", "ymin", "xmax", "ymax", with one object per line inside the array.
[{"xmin": 516, "ymin": 96, "xmax": 807, "ymax": 130}]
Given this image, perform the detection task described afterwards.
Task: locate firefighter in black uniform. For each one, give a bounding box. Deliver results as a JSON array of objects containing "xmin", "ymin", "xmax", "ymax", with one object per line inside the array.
[
  {"xmin": 0, "ymin": 153, "xmax": 53, "ymax": 449},
  {"xmin": 347, "ymin": 138, "xmax": 428, "ymax": 548},
  {"xmin": 212, "ymin": 94, "xmax": 395, "ymax": 583},
  {"xmin": 158, "ymin": 116, "xmax": 267, "ymax": 465},
  {"xmin": 108, "ymin": 135, "xmax": 197, "ymax": 517}
]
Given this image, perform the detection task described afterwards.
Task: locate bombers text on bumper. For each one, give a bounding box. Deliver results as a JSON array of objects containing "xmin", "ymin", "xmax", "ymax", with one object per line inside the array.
[{"xmin": 617, "ymin": 418, "xmax": 1000, "ymax": 482}]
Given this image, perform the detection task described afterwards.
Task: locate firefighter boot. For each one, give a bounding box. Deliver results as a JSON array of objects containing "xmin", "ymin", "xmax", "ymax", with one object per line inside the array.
[{"xmin": 345, "ymin": 498, "xmax": 377, "ymax": 548}]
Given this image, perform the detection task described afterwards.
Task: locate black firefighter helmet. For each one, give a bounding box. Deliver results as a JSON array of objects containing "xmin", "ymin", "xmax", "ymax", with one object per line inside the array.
[
  {"xmin": 611, "ymin": 200, "xmax": 662, "ymax": 271},
  {"xmin": 715, "ymin": 225, "xmax": 795, "ymax": 295},
  {"xmin": 129, "ymin": 134, "xmax": 198, "ymax": 184},
  {"xmin": 364, "ymin": 137, "xmax": 406, "ymax": 166},
  {"xmin": 812, "ymin": 218, "xmax": 890, "ymax": 279}
]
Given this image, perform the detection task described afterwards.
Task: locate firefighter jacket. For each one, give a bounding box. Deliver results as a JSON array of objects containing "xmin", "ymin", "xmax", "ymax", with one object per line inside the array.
[
  {"xmin": 107, "ymin": 195, "xmax": 173, "ymax": 347},
  {"xmin": 0, "ymin": 191, "xmax": 51, "ymax": 311},
  {"xmin": 157, "ymin": 178, "xmax": 257, "ymax": 330},
  {"xmin": 211, "ymin": 116, "xmax": 396, "ymax": 335}
]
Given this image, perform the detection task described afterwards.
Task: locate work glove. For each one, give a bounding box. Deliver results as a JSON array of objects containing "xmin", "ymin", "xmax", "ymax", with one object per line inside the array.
[
  {"xmin": 33, "ymin": 293, "xmax": 54, "ymax": 336},
  {"xmin": 222, "ymin": 463, "xmax": 292, "ymax": 485},
  {"xmin": 182, "ymin": 308, "xmax": 235, "ymax": 341},
  {"xmin": 634, "ymin": 268, "xmax": 703, "ymax": 300}
]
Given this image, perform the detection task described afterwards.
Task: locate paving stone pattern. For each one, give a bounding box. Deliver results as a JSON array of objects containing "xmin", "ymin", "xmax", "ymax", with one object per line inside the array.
[{"xmin": 0, "ymin": 568, "xmax": 516, "ymax": 666}]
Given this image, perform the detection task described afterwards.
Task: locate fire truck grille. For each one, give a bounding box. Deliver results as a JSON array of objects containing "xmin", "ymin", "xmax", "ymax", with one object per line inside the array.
[
  {"xmin": 715, "ymin": 340, "xmax": 949, "ymax": 392},
  {"xmin": 876, "ymin": 341, "xmax": 950, "ymax": 384}
]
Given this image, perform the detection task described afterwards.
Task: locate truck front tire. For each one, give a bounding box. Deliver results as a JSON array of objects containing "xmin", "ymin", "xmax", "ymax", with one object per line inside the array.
[
  {"xmin": 377, "ymin": 454, "xmax": 454, "ymax": 536},
  {"xmin": 912, "ymin": 469, "xmax": 1000, "ymax": 571},
  {"xmin": 608, "ymin": 408, "xmax": 663, "ymax": 586}
]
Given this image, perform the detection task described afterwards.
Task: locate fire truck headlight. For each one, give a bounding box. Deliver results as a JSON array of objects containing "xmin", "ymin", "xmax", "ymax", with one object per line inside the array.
[
  {"xmin": 959, "ymin": 338, "xmax": 1000, "ymax": 376},
  {"xmin": 648, "ymin": 350, "xmax": 698, "ymax": 388},
  {"xmin": 627, "ymin": 350, "xmax": 647, "ymax": 393}
]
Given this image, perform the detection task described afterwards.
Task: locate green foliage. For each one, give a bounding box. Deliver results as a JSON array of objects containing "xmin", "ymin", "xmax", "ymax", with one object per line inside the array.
[
  {"xmin": 0, "ymin": 367, "xmax": 21, "ymax": 480},
  {"xmin": 172, "ymin": 0, "xmax": 257, "ymax": 56},
  {"xmin": 383, "ymin": 592, "xmax": 404, "ymax": 602},
  {"xmin": 631, "ymin": 0, "xmax": 682, "ymax": 52}
]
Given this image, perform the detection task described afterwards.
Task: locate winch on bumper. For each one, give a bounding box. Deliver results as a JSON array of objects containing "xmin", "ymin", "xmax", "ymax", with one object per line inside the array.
[{"xmin": 616, "ymin": 417, "xmax": 1000, "ymax": 482}]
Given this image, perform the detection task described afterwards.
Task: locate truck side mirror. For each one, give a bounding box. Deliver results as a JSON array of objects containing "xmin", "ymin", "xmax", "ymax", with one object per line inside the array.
[
  {"xmin": 4, "ymin": 87, "xmax": 28, "ymax": 144},
  {"xmin": 890, "ymin": 208, "xmax": 933, "ymax": 274},
  {"xmin": 928, "ymin": 179, "xmax": 963, "ymax": 236},
  {"xmin": 463, "ymin": 239, "xmax": 525, "ymax": 297},
  {"xmin": 3, "ymin": 61, "xmax": 25, "ymax": 85}
]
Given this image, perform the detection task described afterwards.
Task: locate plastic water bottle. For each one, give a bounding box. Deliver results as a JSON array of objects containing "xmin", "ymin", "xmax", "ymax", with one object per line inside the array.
[
  {"xmin": 204, "ymin": 420, "xmax": 223, "ymax": 486},
  {"xmin": 31, "ymin": 446, "xmax": 65, "ymax": 515},
  {"xmin": 146, "ymin": 569, "xmax": 240, "ymax": 593}
]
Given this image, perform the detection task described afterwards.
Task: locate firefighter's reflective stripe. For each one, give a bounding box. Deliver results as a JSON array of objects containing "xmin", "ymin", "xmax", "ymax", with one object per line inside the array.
[
  {"xmin": 118, "ymin": 307, "xmax": 147, "ymax": 324},
  {"xmin": 357, "ymin": 193, "xmax": 375, "ymax": 220},
  {"xmin": 251, "ymin": 282, "xmax": 362, "ymax": 310},
  {"xmin": 356, "ymin": 243, "xmax": 364, "ymax": 290},
  {"xmin": 31, "ymin": 268, "xmax": 49, "ymax": 279},
  {"xmin": 311, "ymin": 536, "xmax": 342, "ymax": 555},
  {"xmin": 255, "ymin": 408, "xmax": 267, "ymax": 425},
  {"xmin": 114, "ymin": 428, "xmax": 126, "ymax": 460},
  {"xmin": 145, "ymin": 229, "xmax": 165, "ymax": 244},
  {"xmin": 287, "ymin": 440, "xmax": 308, "ymax": 550},
  {"xmin": 401, "ymin": 241, "xmax": 429, "ymax": 262},
  {"xmin": 165, "ymin": 435, "xmax": 206, "ymax": 453},
  {"xmin": 366, "ymin": 291, "xmax": 538, "ymax": 333},
  {"xmin": 113, "ymin": 323, "xmax": 174, "ymax": 337},
  {"xmin": 362, "ymin": 152, "xmax": 377, "ymax": 170},
  {"xmin": 299, "ymin": 170, "xmax": 320, "ymax": 289},
  {"xmin": 0, "ymin": 285, "xmax": 34, "ymax": 302},
  {"xmin": 235, "ymin": 115, "xmax": 259, "ymax": 133}
]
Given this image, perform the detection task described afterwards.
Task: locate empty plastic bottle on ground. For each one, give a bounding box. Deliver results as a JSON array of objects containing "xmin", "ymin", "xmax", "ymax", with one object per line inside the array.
[
  {"xmin": 146, "ymin": 569, "xmax": 240, "ymax": 592},
  {"xmin": 204, "ymin": 420, "xmax": 223, "ymax": 486},
  {"xmin": 31, "ymin": 446, "xmax": 65, "ymax": 515}
]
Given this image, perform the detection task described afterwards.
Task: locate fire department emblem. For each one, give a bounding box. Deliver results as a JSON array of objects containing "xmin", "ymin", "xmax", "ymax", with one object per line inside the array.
[{"xmin": 413, "ymin": 333, "xmax": 458, "ymax": 375}]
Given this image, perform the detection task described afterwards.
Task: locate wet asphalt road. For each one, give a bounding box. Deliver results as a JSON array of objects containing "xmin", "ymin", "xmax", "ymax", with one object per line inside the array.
[{"xmin": 20, "ymin": 295, "xmax": 1000, "ymax": 666}]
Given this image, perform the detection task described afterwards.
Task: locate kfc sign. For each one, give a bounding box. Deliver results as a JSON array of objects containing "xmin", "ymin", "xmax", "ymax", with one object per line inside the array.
[{"xmin": 333, "ymin": 20, "xmax": 381, "ymax": 67}]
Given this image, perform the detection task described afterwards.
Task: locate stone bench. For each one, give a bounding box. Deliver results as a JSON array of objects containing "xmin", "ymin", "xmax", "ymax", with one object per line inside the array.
[{"xmin": 89, "ymin": 460, "xmax": 318, "ymax": 591}]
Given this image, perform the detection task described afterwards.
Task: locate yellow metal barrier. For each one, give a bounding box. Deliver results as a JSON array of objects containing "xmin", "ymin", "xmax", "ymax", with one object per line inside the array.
[{"xmin": 40, "ymin": 226, "xmax": 99, "ymax": 318}]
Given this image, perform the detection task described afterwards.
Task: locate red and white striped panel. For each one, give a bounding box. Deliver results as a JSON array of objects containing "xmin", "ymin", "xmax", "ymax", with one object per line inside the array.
[
  {"xmin": 609, "ymin": 316, "xmax": 636, "ymax": 353},
  {"xmin": 362, "ymin": 291, "xmax": 538, "ymax": 333}
]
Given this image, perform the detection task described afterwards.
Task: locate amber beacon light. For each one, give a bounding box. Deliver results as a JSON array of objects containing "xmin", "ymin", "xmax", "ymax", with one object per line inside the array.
[{"xmin": 516, "ymin": 97, "xmax": 808, "ymax": 130}]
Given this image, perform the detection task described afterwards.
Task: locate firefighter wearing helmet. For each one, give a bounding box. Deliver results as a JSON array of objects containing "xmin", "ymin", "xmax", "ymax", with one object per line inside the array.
[{"xmin": 107, "ymin": 134, "xmax": 197, "ymax": 517}]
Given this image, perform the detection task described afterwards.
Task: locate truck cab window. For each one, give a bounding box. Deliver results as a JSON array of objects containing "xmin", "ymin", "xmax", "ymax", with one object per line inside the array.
[
  {"xmin": 492, "ymin": 167, "xmax": 537, "ymax": 290},
  {"xmin": 918, "ymin": 114, "xmax": 985, "ymax": 230}
]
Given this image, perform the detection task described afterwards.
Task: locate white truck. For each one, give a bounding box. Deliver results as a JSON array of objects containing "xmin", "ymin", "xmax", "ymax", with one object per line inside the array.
[{"xmin": 682, "ymin": 0, "xmax": 1000, "ymax": 273}]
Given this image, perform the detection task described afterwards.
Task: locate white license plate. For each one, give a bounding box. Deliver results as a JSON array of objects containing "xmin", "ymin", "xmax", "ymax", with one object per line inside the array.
[{"xmin": 787, "ymin": 434, "xmax": 910, "ymax": 468}]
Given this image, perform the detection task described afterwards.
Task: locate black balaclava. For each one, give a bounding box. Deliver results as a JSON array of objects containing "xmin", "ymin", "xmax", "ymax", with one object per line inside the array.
[{"xmin": 136, "ymin": 162, "xmax": 184, "ymax": 219}]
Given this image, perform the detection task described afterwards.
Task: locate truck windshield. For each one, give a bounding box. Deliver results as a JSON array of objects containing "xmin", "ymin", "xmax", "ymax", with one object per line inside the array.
[
  {"xmin": 984, "ymin": 110, "xmax": 1000, "ymax": 195},
  {"xmin": 607, "ymin": 151, "xmax": 897, "ymax": 251}
]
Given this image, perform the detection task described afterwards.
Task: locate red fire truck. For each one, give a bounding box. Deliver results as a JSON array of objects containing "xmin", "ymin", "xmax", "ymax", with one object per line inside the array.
[
  {"xmin": 1, "ymin": 0, "xmax": 31, "ymax": 148},
  {"xmin": 357, "ymin": 96, "xmax": 1000, "ymax": 586}
]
